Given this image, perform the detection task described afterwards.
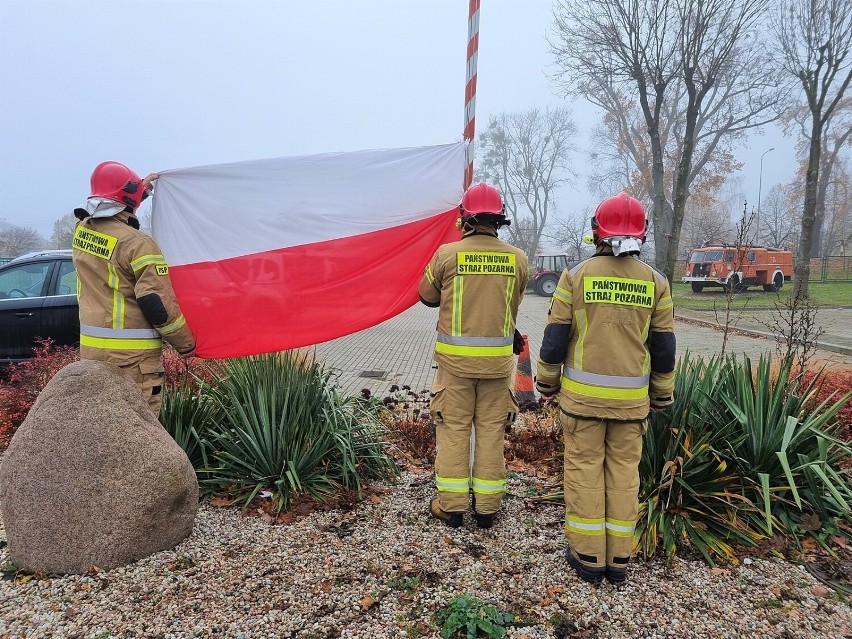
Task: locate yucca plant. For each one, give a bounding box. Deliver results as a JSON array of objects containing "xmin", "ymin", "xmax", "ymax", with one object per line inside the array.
[
  {"xmin": 200, "ymin": 352, "xmax": 397, "ymax": 512},
  {"xmin": 160, "ymin": 383, "xmax": 220, "ymax": 469},
  {"xmin": 718, "ymin": 354, "xmax": 852, "ymax": 544},
  {"xmin": 637, "ymin": 354, "xmax": 762, "ymax": 565}
]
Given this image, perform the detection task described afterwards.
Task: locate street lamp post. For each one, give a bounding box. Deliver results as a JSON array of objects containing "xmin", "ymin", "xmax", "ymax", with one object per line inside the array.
[{"xmin": 756, "ymin": 147, "xmax": 775, "ymax": 245}]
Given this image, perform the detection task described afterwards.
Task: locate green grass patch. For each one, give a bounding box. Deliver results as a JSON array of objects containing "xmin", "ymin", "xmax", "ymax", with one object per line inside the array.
[{"xmin": 672, "ymin": 282, "xmax": 852, "ymax": 311}]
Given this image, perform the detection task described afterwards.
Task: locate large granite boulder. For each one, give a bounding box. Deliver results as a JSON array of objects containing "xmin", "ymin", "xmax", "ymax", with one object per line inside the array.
[{"xmin": 0, "ymin": 360, "xmax": 198, "ymax": 574}]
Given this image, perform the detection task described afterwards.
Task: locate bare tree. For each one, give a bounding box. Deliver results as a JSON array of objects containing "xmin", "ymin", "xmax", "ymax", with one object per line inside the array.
[
  {"xmin": 679, "ymin": 200, "xmax": 733, "ymax": 256},
  {"xmin": 774, "ymin": 0, "xmax": 852, "ymax": 297},
  {"xmin": 782, "ymin": 97, "xmax": 852, "ymax": 254},
  {"xmin": 759, "ymin": 182, "xmax": 800, "ymax": 247},
  {"xmin": 476, "ymin": 107, "xmax": 578, "ymax": 259},
  {"xmin": 551, "ymin": 0, "xmax": 778, "ymax": 281},
  {"xmin": 0, "ymin": 226, "xmax": 44, "ymax": 257},
  {"xmin": 546, "ymin": 209, "xmax": 593, "ymax": 261},
  {"xmin": 50, "ymin": 214, "xmax": 77, "ymax": 249}
]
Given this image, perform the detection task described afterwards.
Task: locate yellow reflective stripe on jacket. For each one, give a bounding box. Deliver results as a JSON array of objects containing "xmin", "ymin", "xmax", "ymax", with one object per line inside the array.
[
  {"xmin": 472, "ymin": 477, "xmax": 507, "ymax": 495},
  {"xmin": 561, "ymin": 377, "xmax": 649, "ymax": 400},
  {"xmin": 657, "ymin": 295, "xmax": 673, "ymax": 310},
  {"xmin": 435, "ymin": 342, "xmax": 514, "ymax": 357},
  {"xmin": 566, "ymin": 515, "xmax": 605, "ymax": 536},
  {"xmin": 435, "ymin": 334, "xmax": 514, "ymax": 357},
  {"xmin": 553, "ymin": 286, "xmax": 571, "ymax": 305},
  {"xmin": 502, "ymin": 277, "xmax": 515, "ymax": 337},
  {"xmin": 424, "ymin": 264, "xmax": 435, "ymax": 285},
  {"xmin": 653, "ymin": 372, "xmax": 676, "ymax": 391},
  {"xmin": 80, "ymin": 324, "xmax": 162, "ymax": 351},
  {"xmin": 130, "ymin": 253, "xmax": 167, "ymax": 272},
  {"xmin": 436, "ymin": 476, "xmax": 470, "ymax": 493},
  {"xmin": 537, "ymin": 360, "xmax": 562, "ymax": 378},
  {"xmin": 157, "ymin": 314, "xmax": 187, "ymax": 336},
  {"xmin": 605, "ymin": 517, "xmax": 635, "ymax": 538},
  {"xmin": 80, "ymin": 335, "xmax": 163, "ymax": 351},
  {"xmin": 107, "ymin": 263, "xmax": 124, "ymax": 330},
  {"xmin": 572, "ymin": 309, "xmax": 587, "ymax": 369},
  {"xmin": 452, "ymin": 276, "xmax": 463, "ymax": 336},
  {"xmin": 642, "ymin": 317, "xmax": 652, "ymax": 375}
]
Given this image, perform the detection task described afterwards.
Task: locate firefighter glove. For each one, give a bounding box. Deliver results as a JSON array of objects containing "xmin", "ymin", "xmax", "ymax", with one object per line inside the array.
[{"xmin": 513, "ymin": 329, "xmax": 526, "ymax": 355}]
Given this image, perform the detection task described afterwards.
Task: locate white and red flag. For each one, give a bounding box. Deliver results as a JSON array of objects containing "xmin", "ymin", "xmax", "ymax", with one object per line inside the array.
[{"xmin": 151, "ymin": 142, "xmax": 465, "ymax": 358}]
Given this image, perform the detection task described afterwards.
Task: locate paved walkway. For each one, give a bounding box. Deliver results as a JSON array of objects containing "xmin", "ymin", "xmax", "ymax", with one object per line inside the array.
[{"xmin": 312, "ymin": 294, "xmax": 852, "ymax": 396}]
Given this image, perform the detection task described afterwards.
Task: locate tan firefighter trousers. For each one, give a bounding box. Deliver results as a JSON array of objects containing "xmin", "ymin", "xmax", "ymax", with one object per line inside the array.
[
  {"xmin": 561, "ymin": 414, "xmax": 645, "ymax": 570},
  {"xmin": 431, "ymin": 367, "xmax": 518, "ymax": 514},
  {"xmin": 122, "ymin": 360, "xmax": 165, "ymax": 418}
]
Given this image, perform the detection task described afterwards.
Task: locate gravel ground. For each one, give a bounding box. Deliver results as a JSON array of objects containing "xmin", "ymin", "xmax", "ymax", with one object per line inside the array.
[{"xmin": 2, "ymin": 468, "xmax": 851, "ymax": 639}]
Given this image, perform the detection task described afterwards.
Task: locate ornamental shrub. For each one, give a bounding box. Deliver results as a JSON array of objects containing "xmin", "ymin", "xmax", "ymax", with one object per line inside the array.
[
  {"xmin": 0, "ymin": 339, "xmax": 79, "ymax": 448},
  {"xmin": 199, "ymin": 352, "xmax": 398, "ymax": 512}
]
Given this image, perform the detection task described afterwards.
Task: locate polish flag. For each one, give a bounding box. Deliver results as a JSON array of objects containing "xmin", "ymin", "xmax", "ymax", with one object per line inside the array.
[{"xmin": 151, "ymin": 143, "xmax": 465, "ymax": 359}]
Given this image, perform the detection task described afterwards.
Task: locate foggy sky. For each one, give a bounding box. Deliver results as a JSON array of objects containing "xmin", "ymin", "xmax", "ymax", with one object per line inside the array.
[{"xmin": 0, "ymin": 0, "xmax": 796, "ymax": 242}]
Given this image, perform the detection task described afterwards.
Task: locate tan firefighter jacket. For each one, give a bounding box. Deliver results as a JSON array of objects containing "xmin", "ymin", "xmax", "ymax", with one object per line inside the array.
[
  {"xmin": 536, "ymin": 246, "xmax": 676, "ymax": 421},
  {"xmin": 72, "ymin": 211, "xmax": 195, "ymax": 370},
  {"xmin": 418, "ymin": 223, "xmax": 529, "ymax": 379}
]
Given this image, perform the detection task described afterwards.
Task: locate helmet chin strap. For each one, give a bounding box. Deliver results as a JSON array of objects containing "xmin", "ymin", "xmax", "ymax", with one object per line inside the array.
[{"xmin": 464, "ymin": 214, "xmax": 510, "ymax": 229}]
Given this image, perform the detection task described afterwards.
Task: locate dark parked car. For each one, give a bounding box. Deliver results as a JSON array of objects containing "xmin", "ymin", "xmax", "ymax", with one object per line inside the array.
[{"xmin": 0, "ymin": 250, "xmax": 79, "ymax": 367}]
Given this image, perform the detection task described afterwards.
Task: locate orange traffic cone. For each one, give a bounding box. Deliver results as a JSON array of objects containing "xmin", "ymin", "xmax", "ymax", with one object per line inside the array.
[{"xmin": 513, "ymin": 334, "xmax": 536, "ymax": 405}]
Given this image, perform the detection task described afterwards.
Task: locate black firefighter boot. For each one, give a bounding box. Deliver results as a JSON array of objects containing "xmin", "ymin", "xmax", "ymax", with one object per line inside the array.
[
  {"xmin": 565, "ymin": 547, "xmax": 605, "ymax": 585},
  {"xmin": 605, "ymin": 558, "xmax": 629, "ymax": 585},
  {"xmin": 470, "ymin": 493, "xmax": 496, "ymax": 529},
  {"xmin": 429, "ymin": 497, "xmax": 464, "ymax": 528}
]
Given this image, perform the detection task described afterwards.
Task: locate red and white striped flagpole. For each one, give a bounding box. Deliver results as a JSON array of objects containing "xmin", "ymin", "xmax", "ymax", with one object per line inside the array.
[{"xmin": 463, "ymin": 0, "xmax": 480, "ymax": 191}]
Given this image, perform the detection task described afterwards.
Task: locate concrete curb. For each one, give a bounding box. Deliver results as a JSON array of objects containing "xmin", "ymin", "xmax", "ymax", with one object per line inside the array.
[{"xmin": 674, "ymin": 314, "xmax": 852, "ymax": 357}]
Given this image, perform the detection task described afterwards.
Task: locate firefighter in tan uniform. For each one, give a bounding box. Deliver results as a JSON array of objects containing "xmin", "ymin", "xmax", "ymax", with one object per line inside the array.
[
  {"xmin": 419, "ymin": 183, "xmax": 529, "ymax": 529},
  {"xmin": 72, "ymin": 161, "xmax": 196, "ymax": 417},
  {"xmin": 535, "ymin": 193, "xmax": 676, "ymax": 584}
]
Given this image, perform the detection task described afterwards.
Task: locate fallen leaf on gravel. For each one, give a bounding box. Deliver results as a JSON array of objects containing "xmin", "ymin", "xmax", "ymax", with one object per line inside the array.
[
  {"xmin": 209, "ymin": 497, "xmax": 234, "ymax": 508},
  {"xmin": 370, "ymin": 495, "xmax": 381, "ymax": 504},
  {"xmin": 711, "ymin": 567, "xmax": 731, "ymax": 576},
  {"xmin": 321, "ymin": 580, "xmax": 332, "ymax": 593},
  {"xmin": 539, "ymin": 597, "xmax": 554, "ymax": 606},
  {"xmin": 812, "ymin": 585, "xmax": 829, "ymax": 598},
  {"xmin": 360, "ymin": 595, "xmax": 377, "ymax": 611}
]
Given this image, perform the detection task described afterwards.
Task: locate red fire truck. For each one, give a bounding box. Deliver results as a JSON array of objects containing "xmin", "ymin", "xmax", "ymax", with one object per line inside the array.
[{"xmin": 682, "ymin": 244, "xmax": 793, "ymax": 293}]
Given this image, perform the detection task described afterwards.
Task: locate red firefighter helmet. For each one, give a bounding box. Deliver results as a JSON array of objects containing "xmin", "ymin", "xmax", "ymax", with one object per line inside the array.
[
  {"xmin": 460, "ymin": 182, "xmax": 504, "ymax": 217},
  {"xmin": 592, "ymin": 192, "xmax": 647, "ymax": 242},
  {"xmin": 89, "ymin": 161, "xmax": 150, "ymax": 210}
]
